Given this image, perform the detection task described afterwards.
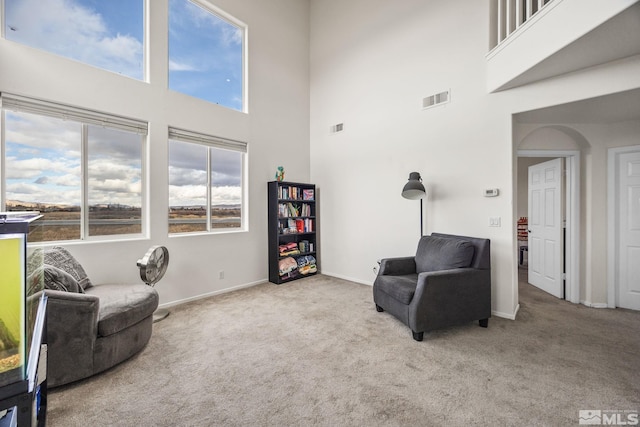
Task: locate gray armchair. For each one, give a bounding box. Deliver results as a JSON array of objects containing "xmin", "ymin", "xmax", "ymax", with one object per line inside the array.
[
  {"xmin": 42, "ymin": 247, "xmax": 159, "ymax": 387},
  {"xmin": 373, "ymin": 233, "xmax": 491, "ymax": 341}
]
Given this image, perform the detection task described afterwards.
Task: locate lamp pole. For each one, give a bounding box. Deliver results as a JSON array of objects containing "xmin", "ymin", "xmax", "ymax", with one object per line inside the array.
[
  {"xmin": 420, "ymin": 198, "xmax": 424, "ymax": 237},
  {"xmin": 401, "ymin": 172, "xmax": 427, "ymax": 238}
]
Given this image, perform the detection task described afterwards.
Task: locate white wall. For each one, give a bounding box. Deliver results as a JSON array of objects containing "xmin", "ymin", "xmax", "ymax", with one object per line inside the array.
[
  {"xmin": 0, "ymin": 0, "xmax": 310, "ymax": 306},
  {"xmin": 309, "ymin": 0, "xmax": 640, "ymax": 318}
]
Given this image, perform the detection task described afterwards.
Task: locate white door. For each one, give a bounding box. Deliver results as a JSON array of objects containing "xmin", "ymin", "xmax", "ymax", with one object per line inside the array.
[
  {"xmin": 616, "ymin": 151, "xmax": 640, "ymax": 310},
  {"xmin": 528, "ymin": 158, "xmax": 563, "ymax": 298}
]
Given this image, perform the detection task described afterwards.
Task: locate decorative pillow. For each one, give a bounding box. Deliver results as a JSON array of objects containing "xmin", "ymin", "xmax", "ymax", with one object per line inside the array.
[
  {"xmin": 43, "ymin": 246, "xmax": 93, "ymax": 290},
  {"xmin": 43, "ymin": 264, "xmax": 85, "ymax": 293},
  {"xmin": 415, "ymin": 235, "xmax": 475, "ymax": 273}
]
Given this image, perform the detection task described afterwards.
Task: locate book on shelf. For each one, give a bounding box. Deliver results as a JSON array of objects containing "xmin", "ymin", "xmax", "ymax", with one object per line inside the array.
[
  {"xmin": 278, "ymin": 202, "xmax": 306, "ymax": 218},
  {"xmin": 279, "ymin": 185, "xmax": 302, "ymax": 200},
  {"xmin": 278, "ymin": 185, "xmax": 314, "ymax": 201},
  {"xmin": 298, "ymin": 240, "xmax": 309, "ymax": 253}
]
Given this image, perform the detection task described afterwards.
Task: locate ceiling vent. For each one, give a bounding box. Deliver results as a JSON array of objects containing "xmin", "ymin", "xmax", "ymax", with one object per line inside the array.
[{"xmin": 423, "ymin": 90, "xmax": 450, "ymax": 110}]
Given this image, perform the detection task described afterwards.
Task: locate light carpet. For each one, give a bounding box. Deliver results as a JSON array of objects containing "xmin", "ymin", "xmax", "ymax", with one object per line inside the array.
[{"xmin": 47, "ymin": 273, "xmax": 640, "ymax": 426}]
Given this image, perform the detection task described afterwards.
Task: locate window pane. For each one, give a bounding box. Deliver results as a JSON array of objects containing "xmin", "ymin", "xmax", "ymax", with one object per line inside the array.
[
  {"xmin": 4, "ymin": 0, "xmax": 144, "ymax": 80},
  {"xmin": 169, "ymin": 0, "xmax": 244, "ymax": 111},
  {"xmin": 168, "ymin": 140, "xmax": 208, "ymax": 233},
  {"xmin": 87, "ymin": 126, "xmax": 142, "ymax": 236},
  {"xmin": 210, "ymin": 147, "xmax": 241, "ymax": 229},
  {"xmin": 4, "ymin": 111, "xmax": 81, "ymax": 241}
]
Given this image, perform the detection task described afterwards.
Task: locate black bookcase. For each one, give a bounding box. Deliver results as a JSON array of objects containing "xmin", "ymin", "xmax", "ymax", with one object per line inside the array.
[{"xmin": 268, "ymin": 181, "xmax": 318, "ymax": 284}]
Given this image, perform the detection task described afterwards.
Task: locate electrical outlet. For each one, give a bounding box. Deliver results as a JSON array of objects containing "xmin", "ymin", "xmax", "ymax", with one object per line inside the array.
[{"xmin": 219, "ymin": 270, "xmax": 224, "ymax": 279}]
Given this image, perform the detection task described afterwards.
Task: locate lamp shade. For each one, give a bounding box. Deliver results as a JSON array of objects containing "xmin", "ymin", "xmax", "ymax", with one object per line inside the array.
[{"xmin": 402, "ymin": 172, "xmax": 426, "ymax": 200}]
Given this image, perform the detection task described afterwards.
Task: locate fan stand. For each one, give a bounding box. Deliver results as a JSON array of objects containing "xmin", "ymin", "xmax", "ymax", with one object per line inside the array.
[{"xmin": 153, "ymin": 307, "xmax": 170, "ymax": 322}]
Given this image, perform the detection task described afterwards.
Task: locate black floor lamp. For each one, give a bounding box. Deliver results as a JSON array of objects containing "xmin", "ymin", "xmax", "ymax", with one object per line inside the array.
[{"xmin": 402, "ymin": 172, "xmax": 427, "ymax": 237}]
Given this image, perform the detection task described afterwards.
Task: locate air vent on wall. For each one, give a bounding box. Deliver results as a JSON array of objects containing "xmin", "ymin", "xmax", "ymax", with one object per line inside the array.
[{"xmin": 423, "ymin": 90, "xmax": 450, "ymax": 110}]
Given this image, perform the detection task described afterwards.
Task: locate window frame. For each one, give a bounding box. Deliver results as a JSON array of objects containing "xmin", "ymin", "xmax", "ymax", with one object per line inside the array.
[
  {"xmin": 0, "ymin": 93, "xmax": 148, "ymax": 242},
  {"xmin": 1, "ymin": 0, "xmax": 147, "ymax": 82},
  {"xmin": 168, "ymin": 0, "xmax": 248, "ymax": 113},
  {"xmin": 168, "ymin": 126, "xmax": 247, "ymax": 236}
]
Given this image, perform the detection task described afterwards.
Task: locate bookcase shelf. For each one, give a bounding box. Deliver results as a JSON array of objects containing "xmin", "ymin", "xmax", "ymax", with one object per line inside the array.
[{"xmin": 268, "ymin": 181, "xmax": 318, "ymax": 284}]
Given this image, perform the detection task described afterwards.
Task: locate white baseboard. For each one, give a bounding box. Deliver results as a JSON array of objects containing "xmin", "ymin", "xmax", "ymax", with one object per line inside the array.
[
  {"xmin": 580, "ymin": 300, "xmax": 609, "ymax": 309},
  {"xmin": 158, "ymin": 278, "xmax": 266, "ymax": 309},
  {"xmin": 492, "ymin": 304, "xmax": 519, "ymax": 320},
  {"xmin": 321, "ymin": 271, "xmax": 374, "ymax": 286}
]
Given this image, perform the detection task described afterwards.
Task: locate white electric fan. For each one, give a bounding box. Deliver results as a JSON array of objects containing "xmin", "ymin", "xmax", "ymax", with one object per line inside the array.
[{"xmin": 137, "ymin": 245, "xmax": 170, "ymax": 322}]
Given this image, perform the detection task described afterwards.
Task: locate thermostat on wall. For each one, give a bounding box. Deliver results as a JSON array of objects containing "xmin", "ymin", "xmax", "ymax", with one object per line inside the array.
[{"xmin": 484, "ymin": 188, "xmax": 499, "ymax": 197}]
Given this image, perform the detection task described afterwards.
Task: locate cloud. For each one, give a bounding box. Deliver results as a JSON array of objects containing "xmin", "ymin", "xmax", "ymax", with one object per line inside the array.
[
  {"xmin": 5, "ymin": 112, "xmax": 81, "ymax": 153},
  {"xmin": 211, "ymin": 185, "xmax": 241, "ymax": 205},
  {"xmin": 5, "ymin": 114, "xmax": 143, "ymax": 206},
  {"xmin": 168, "ymin": 183, "xmax": 240, "ymax": 207},
  {"xmin": 5, "ymin": 0, "xmax": 143, "ymax": 79},
  {"xmin": 6, "ymin": 181, "xmax": 80, "ymax": 206},
  {"xmin": 5, "ymin": 156, "xmax": 78, "ymax": 180},
  {"xmin": 171, "ymin": 0, "xmax": 242, "ymax": 47},
  {"xmin": 169, "ymin": 184, "xmax": 207, "ymax": 206},
  {"xmin": 169, "ymin": 60, "xmax": 200, "ymax": 72}
]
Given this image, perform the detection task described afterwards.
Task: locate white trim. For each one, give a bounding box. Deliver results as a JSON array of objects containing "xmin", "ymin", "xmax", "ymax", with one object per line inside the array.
[
  {"xmin": 0, "ymin": 93, "xmax": 148, "ymax": 135},
  {"xmin": 580, "ymin": 300, "xmax": 610, "ymax": 309},
  {"xmin": 168, "ymin": 127, "xmax": 247, "ymax": 152},
  {"xmin": 157, "ymin": 278, "xmax": 265, "ymax": 309},
  {"xmin": 607, "ymin": 145, "xmax": 640, "ymax": 309},
  {"xmin": 492, "ymin": 304, "xmax": 520, "ymax": 320},
  {"xmin": 517, "ymin": 150, "xmax": 580, "ymax": 304},
  {"xmin": 322, "ymin": 271, "xmax": 373, "ymax": 287}
]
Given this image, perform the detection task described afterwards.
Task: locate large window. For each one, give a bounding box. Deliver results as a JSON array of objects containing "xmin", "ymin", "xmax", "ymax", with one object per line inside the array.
[
  {"xmin": 3, "ymin": 0, "xmax": 144, "ymax": 80},
  {"xmin": 168, "ymin": 0, "xmax": 245, "ymax": 112},
  {"xmin": 168, "ymin": 128, "xmax": 245, "ymax": 234},
  {"xmin": 1, "ymin": 94, "xmax": 146, "ymax": 242}
]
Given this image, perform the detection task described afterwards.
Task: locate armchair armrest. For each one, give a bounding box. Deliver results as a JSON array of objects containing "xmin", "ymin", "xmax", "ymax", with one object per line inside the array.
[
  {"xmin": 379, "ymin": 256, "xmax": 416, "ymax": 276},
  {"xmin": 44, "ymin": 289, "xmax": 100, "ymax": 387},
  {"xmin": 409, "ymin": 268, "xmax": 491, "ymax": 332}
]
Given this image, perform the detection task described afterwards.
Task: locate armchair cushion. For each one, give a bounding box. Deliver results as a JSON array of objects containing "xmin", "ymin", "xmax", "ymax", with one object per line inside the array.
[
  {"xmin": 86, "ymin": 284, "xmax": 159, "ymax": 337},
  {"xmin": 375, "ymin": 273, "xmax": 418, "ymax": 304},
  {"xmin": 415, "ymin": 235, "xmax": 475, "ymax": 273}
]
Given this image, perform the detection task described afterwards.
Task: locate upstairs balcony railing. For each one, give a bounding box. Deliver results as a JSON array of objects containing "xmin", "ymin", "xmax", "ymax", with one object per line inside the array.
[{"xmin": 489, "ymin": 0, "xmax": 555, "ymax": 51}]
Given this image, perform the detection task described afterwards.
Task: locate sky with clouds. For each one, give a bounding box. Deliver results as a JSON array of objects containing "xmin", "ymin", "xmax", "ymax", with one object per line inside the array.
[
  {"xmin": 169, "ymin": 0, "xmax": 243, "ymax": 110},
  {"xmin": 169, "ymin": 140, "xmax": 242, "ymax": 207},
  {"xmin": 5, "ymin": 111, "xmax": 142, "ymax": 207},
  {"xmin": 3, "ymin": 0, "xmax": 243, "ymax": 208}
]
